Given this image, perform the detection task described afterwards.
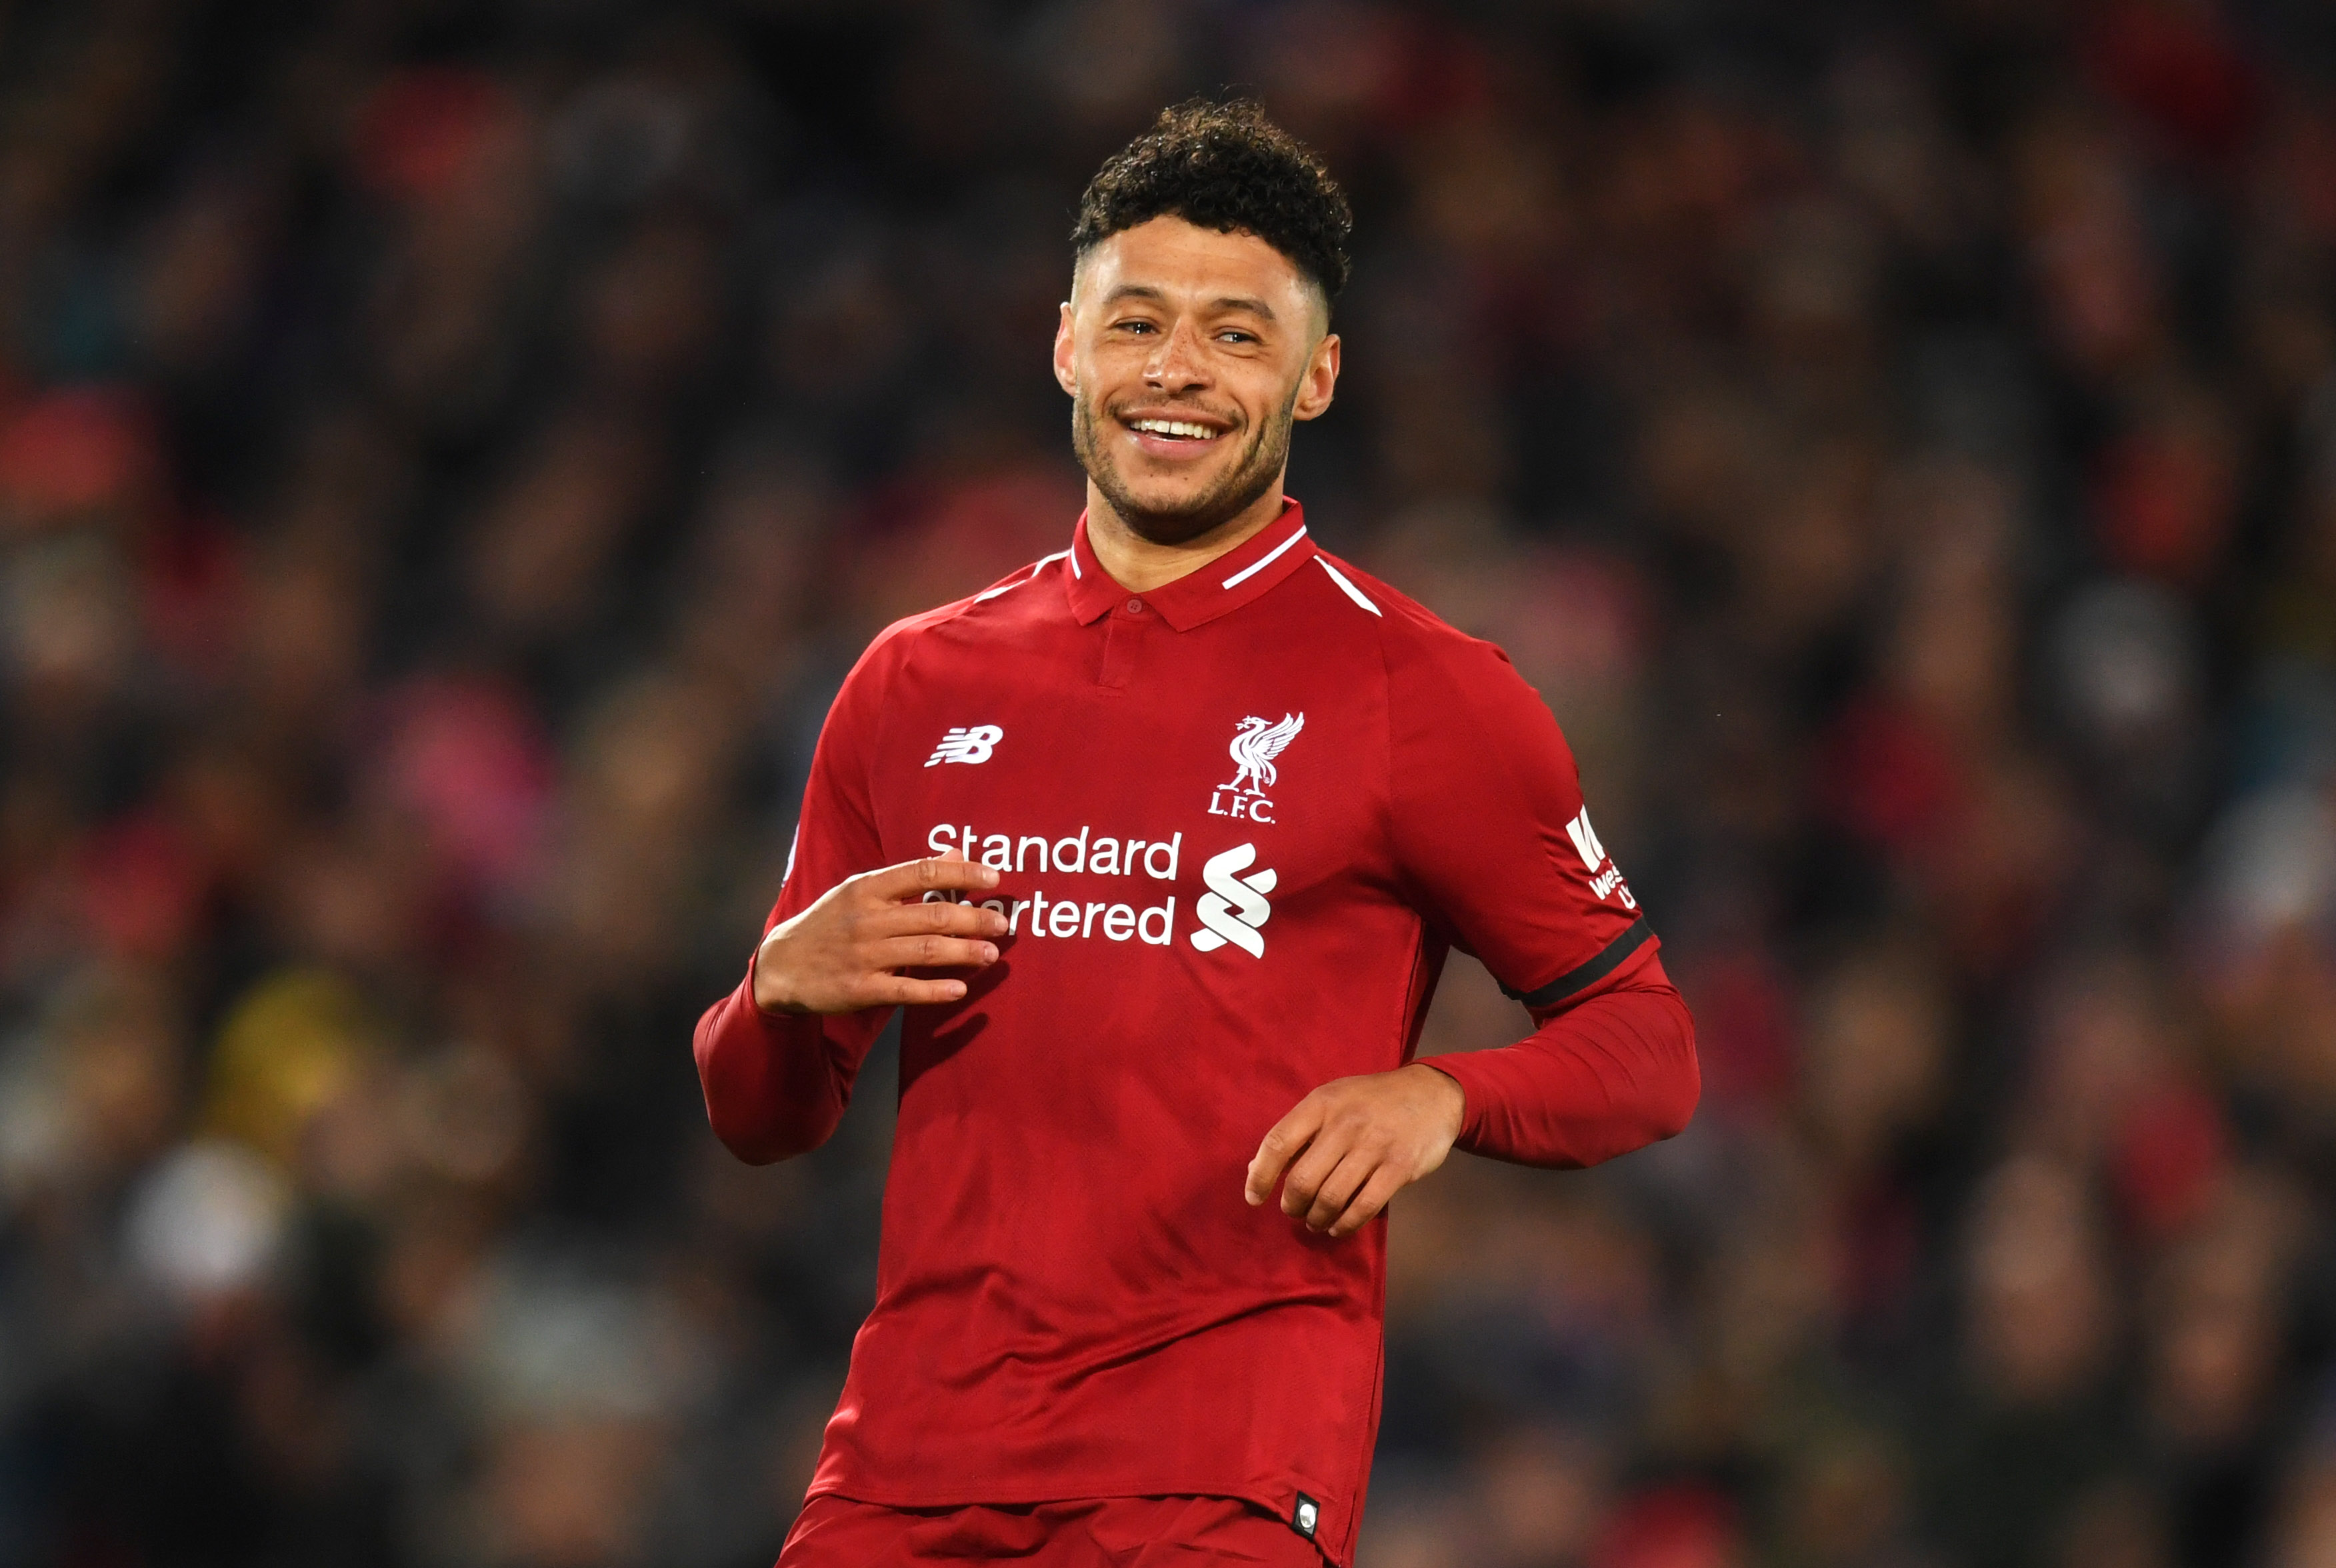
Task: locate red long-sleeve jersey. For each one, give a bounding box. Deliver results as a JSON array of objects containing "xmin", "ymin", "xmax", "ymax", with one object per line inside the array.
[{"xmin": 695, "ymin": 503, "xmax": 1697, "ymax": 1564}]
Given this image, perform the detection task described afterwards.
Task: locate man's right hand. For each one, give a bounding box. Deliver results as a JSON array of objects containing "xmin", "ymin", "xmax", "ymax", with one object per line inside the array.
[{"xmin": 751, "ymin": 855, "xmax": 1008, "ymax": 1015}]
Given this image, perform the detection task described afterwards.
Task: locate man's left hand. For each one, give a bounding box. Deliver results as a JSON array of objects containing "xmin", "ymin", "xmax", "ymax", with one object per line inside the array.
[{"xmin": 1245, "ymin": 1064, "xmax": 1466, "ymax": 1237}]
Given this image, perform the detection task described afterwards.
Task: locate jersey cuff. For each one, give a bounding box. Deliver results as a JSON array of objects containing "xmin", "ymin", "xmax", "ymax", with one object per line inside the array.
[{"xmin": 1500, "ymin": 917, "xmax": 1653, "ymax": 1008}]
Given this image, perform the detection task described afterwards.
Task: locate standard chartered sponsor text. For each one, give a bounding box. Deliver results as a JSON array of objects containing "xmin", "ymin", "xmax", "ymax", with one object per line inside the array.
[
  {"xmin": 926, "ymin": 822, "xmax": 1180, "ymax": 879},
  {"xmin": 925, "ymin": 823, "xmax": 1181, "ymax": 945}
]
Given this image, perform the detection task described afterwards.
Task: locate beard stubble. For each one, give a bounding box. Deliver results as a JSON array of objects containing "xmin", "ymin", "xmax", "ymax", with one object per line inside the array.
[{"xmin": 1071, "ymin": 385, "xmax": 1299, "ymax": 547}]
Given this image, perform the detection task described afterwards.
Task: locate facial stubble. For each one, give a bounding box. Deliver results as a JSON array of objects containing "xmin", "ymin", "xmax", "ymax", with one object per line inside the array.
[{"xmin": 1071, "ymin": 383, "xmax": 1301, "ymax": 547}]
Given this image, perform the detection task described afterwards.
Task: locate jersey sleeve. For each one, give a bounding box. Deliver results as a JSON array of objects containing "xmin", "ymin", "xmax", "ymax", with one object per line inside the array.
[
  {"xmin": 692, "ymin": 636, "xmax": 901, "ymax": 1164},
  {"xmin": 1387, "ymin": 628, "xmax": 1698, "ymax": 1165}
]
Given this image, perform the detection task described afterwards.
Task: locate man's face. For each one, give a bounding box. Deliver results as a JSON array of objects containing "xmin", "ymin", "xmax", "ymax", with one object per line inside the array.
[{"xmin": 1054, "ymin": 215, "xmax": 1340, "ymax": 545}]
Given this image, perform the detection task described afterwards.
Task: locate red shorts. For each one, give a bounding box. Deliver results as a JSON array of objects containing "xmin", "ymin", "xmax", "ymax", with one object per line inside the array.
[{"xmin": 778, "ymin": 1493, "xmax": 1327, "ymax": 1566}]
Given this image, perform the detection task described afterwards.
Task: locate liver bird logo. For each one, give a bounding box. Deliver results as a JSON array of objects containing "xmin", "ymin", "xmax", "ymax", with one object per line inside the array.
[{"xmin": 1222, "ymin": 713, "xmax": 1305, "ymax": 795}]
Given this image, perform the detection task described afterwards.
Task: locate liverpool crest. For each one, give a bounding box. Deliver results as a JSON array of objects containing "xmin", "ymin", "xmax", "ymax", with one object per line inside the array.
[{"xmin": 1209, "ymin": 713, "xmax": 1303, "ymax": 823}]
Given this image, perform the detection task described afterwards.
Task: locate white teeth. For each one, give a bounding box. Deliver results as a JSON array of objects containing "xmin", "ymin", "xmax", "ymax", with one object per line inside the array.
[{"xmin": 1131, "ymin": 418, "xmax": 1218, "ymax": 439}]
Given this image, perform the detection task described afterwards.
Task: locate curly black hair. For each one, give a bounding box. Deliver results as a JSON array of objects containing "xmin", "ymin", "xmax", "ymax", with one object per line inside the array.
[{"xmin": 1071, "ymin": 99, "xmax": 1353, "ymax": 306}]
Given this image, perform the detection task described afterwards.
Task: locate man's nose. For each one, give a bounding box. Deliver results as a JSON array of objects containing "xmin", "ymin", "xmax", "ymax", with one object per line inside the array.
[{"xmin": 1143, "ymin": 319, "xmax": 1211, "ymax": 391}]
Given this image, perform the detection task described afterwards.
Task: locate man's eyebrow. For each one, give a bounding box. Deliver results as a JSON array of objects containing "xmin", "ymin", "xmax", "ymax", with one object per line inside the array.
[
  {"xmin": 1097, "ymin": 284, "xmax": 1279, "ymax": 322},
  {"xmin": 1211, "ymin": 295, "xmax": 1277, "ymax": 320}
]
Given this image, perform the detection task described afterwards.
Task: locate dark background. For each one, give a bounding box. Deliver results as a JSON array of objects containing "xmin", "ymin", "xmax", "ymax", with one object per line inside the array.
[{"xmin": 3, "ymin": 1, "xmax": 2335, "ymax": 1564}]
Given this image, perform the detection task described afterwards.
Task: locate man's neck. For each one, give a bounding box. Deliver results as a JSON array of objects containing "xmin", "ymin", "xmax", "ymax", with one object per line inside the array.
[{"xmin": 1083, "ymin": 481, "xmax": 1291, "ymax": 594}]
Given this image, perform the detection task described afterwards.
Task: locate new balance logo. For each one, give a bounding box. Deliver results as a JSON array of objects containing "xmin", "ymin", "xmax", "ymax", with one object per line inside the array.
[
  {"xmin": 925, "ymin": 725, "xmax": 1003, "ymax": 767},
  {"xmin": 1191, "ymin": 843, "xmax": 1275, "ymax": 957}
]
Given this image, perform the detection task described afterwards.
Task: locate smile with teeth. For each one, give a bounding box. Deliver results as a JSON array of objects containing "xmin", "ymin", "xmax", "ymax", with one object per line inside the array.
[{"xmin": 1127, "ymin": 417, "xmax": 1223, "ymax": 441}]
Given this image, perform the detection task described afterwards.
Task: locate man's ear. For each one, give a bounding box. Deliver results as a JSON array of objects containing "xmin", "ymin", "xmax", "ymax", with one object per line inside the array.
[
  {"xmin": 1293, "ymin": 331, "xmax": 1341, "ymax": 422},
  {"xmin": 1052, "ymin": 301, "xmax": 1077, "ymax": 396}
]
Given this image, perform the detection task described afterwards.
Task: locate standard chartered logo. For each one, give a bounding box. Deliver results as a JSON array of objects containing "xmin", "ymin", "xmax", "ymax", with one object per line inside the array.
[{"xmin": 1191, "ymin": 843, "xmax": 1276, "ymax": 958}]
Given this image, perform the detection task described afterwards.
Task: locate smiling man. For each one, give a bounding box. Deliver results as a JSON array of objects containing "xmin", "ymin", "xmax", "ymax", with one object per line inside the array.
[{"xmin": 694, "ymin": 101, "xmax": 1699, "ymax": 1566}]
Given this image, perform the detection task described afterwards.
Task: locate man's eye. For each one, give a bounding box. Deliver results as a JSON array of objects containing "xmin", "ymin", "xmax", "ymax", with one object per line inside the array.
[
  {"xmin": 1116, "ymin": 319, "xmax": 1157, "ymax": 333},
  {"xmin": 1220, "ymin": 330, "xmax": 1255, "ymax": 343}
]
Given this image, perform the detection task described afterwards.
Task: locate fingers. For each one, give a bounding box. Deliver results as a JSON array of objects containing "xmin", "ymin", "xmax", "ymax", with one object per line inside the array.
[
  {"xmin": 860, "ymin": 895, "xmax": 1007, "ymax": 974},
  {"xmin": 857, "ymin": 855, "xmax": 1001, "ymax": 903},
  {"xmin": 1288, "ymin": 1139, "xmax": 1406, "ymax": 1236},
  {"xmin": 756, "ymin": 849, "xmax": 1017, "ymax": 1015},
  {"xmin": 1299, "ymin": 1145, "xmax": 1375, "ymax": 1231},
  {"xmin": 1325, "ymin": 1166, "xmax": 1409, "ymax": 1238},
  {"xmin": 1249, "ymin": 1071, "xmax": 1463, "ymax": 1236},
  {"xmin": 868, "ymin": 934, "xmax": 999, "ymax": 973},
  {"xmin": 1278, "ymin": 1119, "xmax": 1356, "ymax": 1221},
  {"xmin": 862, "ymin": 899, "xmax": 1010, "ymax": 941},
  {"xmin": 871, "ymin": 974, "xmax": 976, "ymax": 1007},
  {"xmin": 1245, "ymin": 1099, "xmax": 1324, "ymax": 1207}
]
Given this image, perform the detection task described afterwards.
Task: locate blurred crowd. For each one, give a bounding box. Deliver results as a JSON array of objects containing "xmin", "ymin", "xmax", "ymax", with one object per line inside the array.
[{"xmin": 3, "ymin": 0, "xmax": 2336, "ymax": 1565}]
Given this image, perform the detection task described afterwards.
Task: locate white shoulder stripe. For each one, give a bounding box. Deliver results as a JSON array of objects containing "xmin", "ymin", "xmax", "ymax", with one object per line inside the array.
[
  {"xmin": 1315, "ymin": 556, "xmax": 1381, "ymax": 615},
  {"xmin": 974, "ymin": 549, "xmax": 1073, "ymax": 601},
  {"xmin": 1221, "ymin": 525, "xmax": 1309, "ymax": 589}
]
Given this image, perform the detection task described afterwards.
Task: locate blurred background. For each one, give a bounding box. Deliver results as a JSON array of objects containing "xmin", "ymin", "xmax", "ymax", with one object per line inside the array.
[{"xmin": 2, "ymin": 0, "xmax": 2335, "ymax": 1564}]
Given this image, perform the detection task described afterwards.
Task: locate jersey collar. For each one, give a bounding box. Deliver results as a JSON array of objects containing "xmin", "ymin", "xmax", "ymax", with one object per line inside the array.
[{"xmin": 1064, "ymin": 499, "xmax": 1316, "ymax": 632}]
